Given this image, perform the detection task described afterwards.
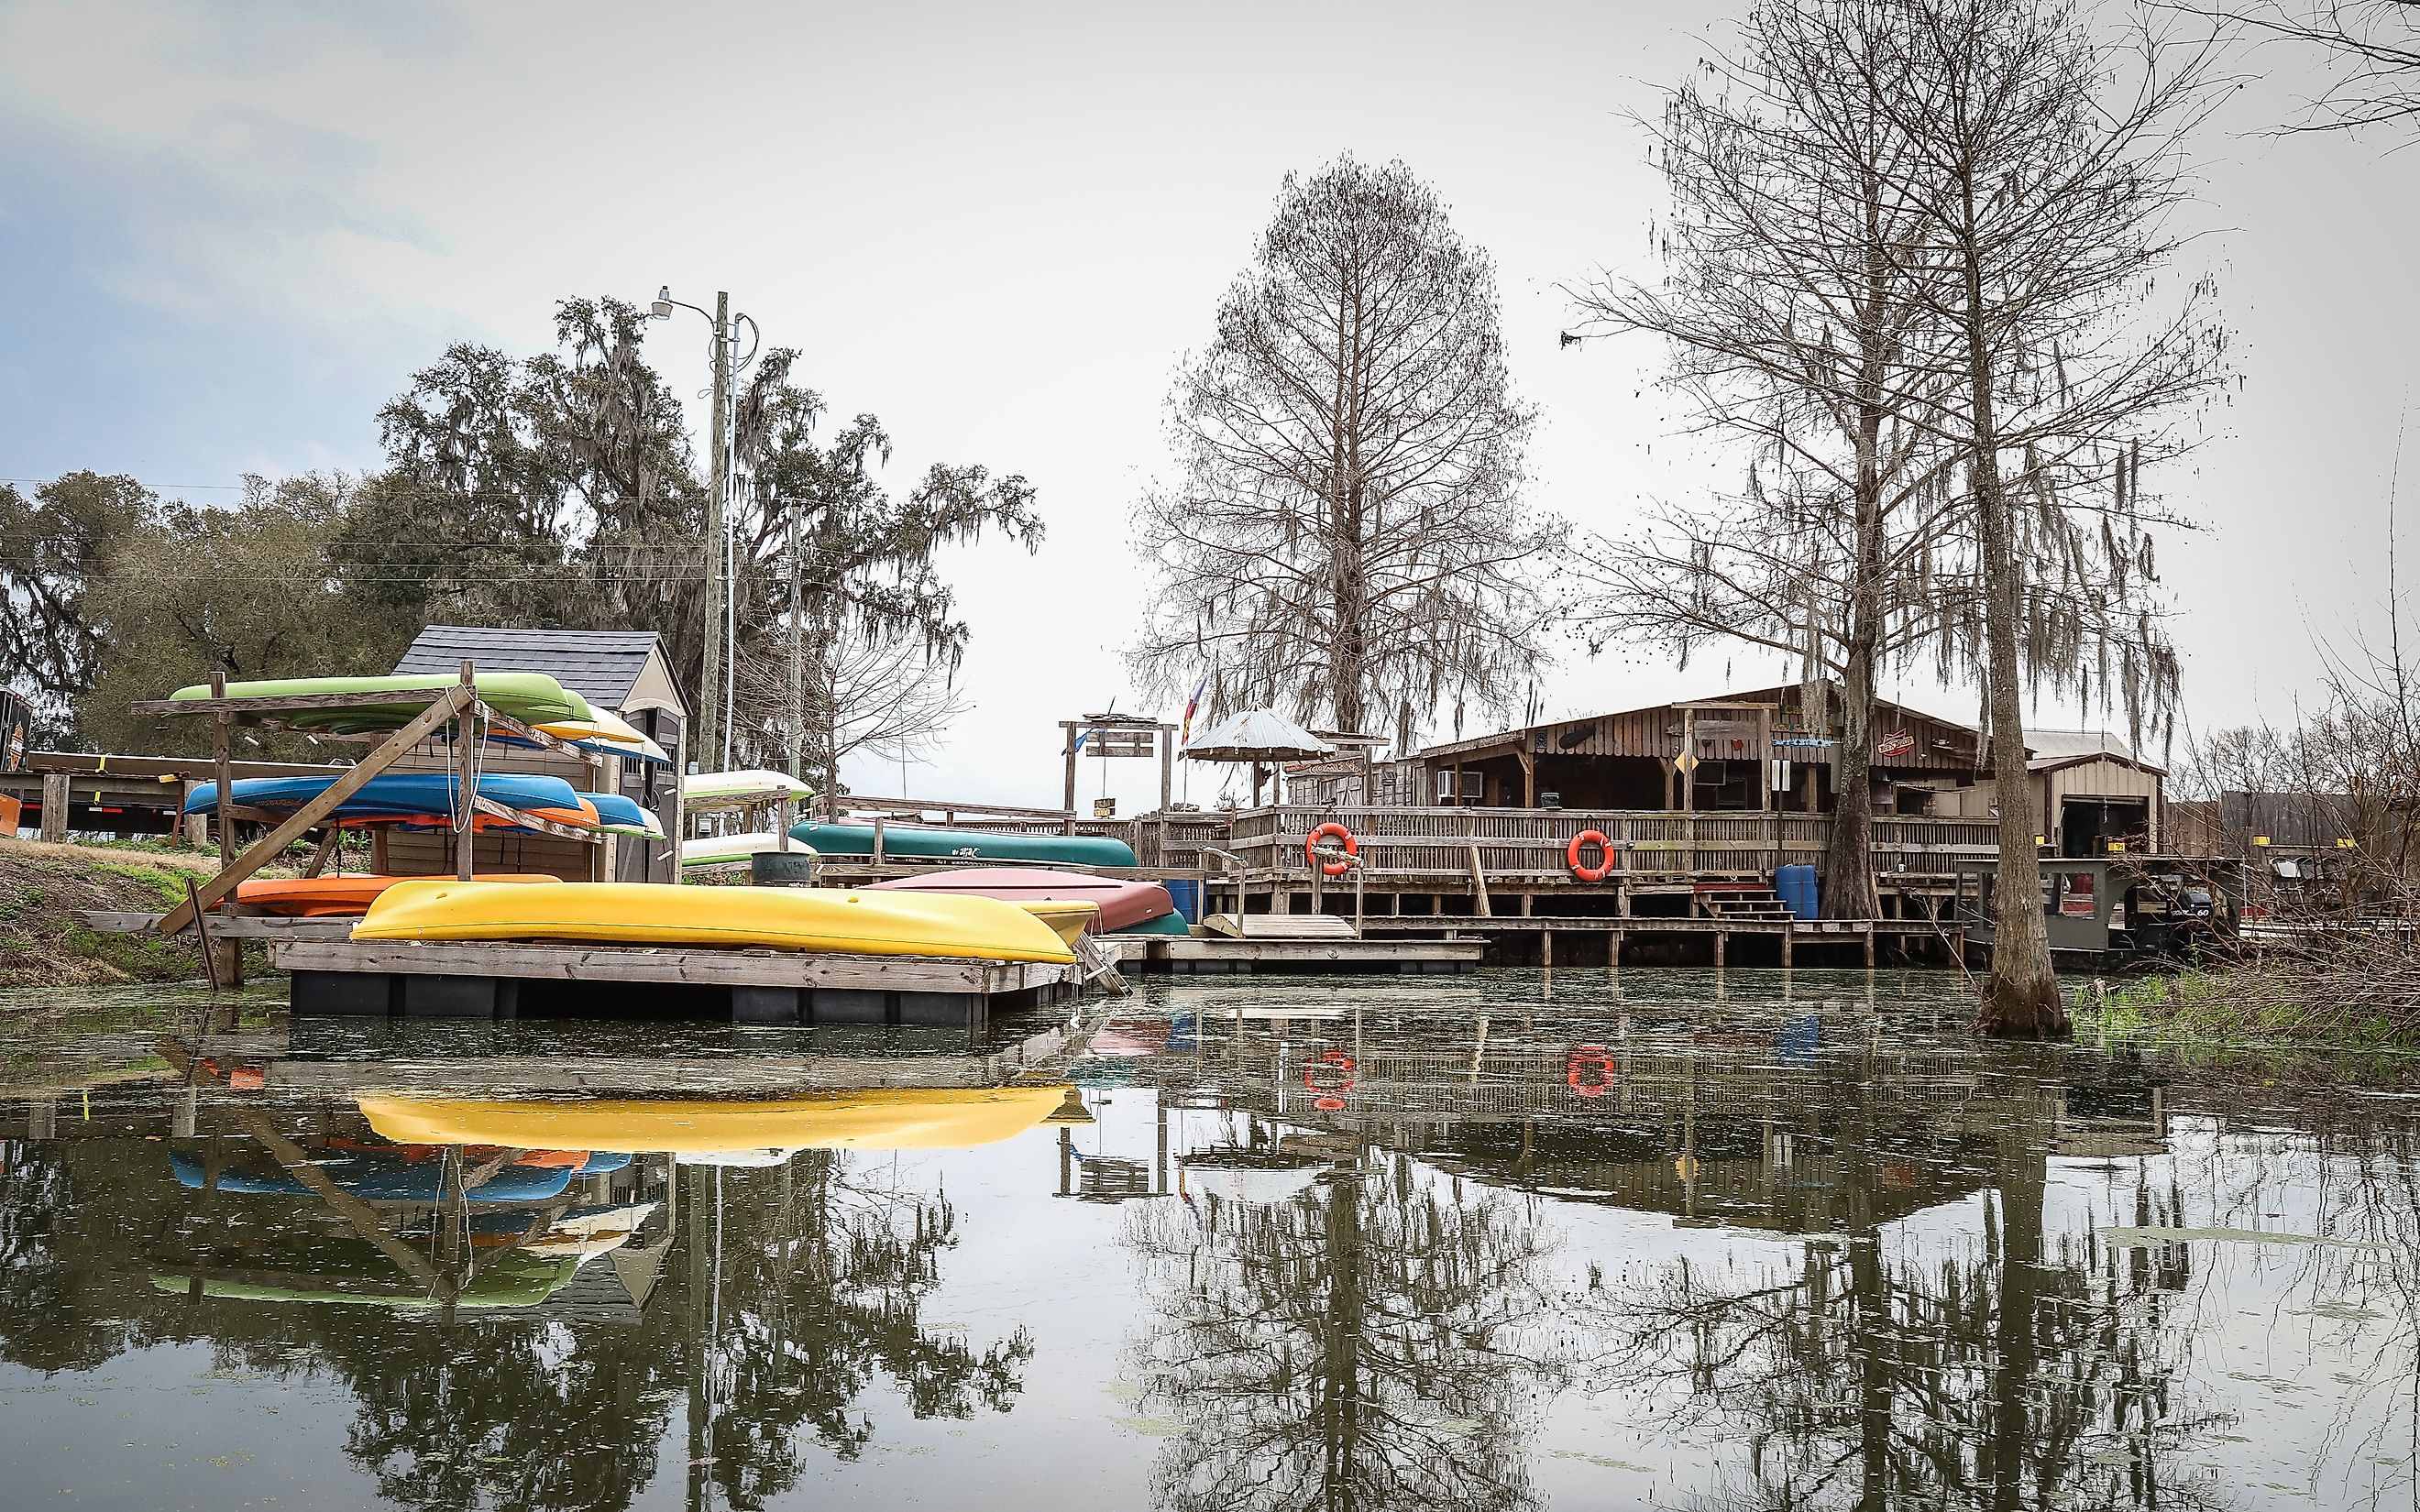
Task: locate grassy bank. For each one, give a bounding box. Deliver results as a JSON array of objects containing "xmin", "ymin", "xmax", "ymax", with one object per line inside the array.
[
  {"xmin": 0, "ymin": 837, "xmax": 270, "ymax": 989},
  {"xmin": 2078, "ymin": 966, "xmax": 2418, "ymax": 1055}
]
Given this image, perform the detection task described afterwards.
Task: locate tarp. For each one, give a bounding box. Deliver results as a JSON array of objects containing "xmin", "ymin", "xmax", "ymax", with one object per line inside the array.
[{"xmin": 1182, "ymin": 708, "xmax": 1334, "ymax": 762}]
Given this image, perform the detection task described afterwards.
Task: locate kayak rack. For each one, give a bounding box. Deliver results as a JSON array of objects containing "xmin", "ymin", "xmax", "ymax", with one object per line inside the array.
[
  {"xmin": 274, "ymin": 937, "xmax": 1082, "ymax": 1027},
  {"xmin": 129, "ymin": 662, "xmax": 607, "ymax": 969}
]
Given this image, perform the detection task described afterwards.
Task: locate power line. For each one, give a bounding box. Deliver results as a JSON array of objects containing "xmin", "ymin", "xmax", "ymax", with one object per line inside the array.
[{"xmin": 0, "ymin": 476, "xmax": 249, "ymax": 491}]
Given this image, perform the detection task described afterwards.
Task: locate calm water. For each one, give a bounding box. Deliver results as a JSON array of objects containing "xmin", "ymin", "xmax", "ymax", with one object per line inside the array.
[{"xmin": 4, "ymin": 969, "xmax": 2417, "ymax": 1511}]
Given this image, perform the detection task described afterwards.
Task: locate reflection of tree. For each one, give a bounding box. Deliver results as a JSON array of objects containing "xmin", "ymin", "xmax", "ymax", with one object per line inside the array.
[
  {"xmin": 0, "ymin": 1142, "xmax": 158, "ymax": 1372},
  {"xmin": 1598, "ymin": 1084, "xmax": 2235, "ymax": 1511},
  {"xmin": 1124, "ymin": 1152, "xmax": 1584, "ymax": 1512},
  {"xmin": 692, "ymin": 1151, "xmax": 1032, "ymax": 1509}
]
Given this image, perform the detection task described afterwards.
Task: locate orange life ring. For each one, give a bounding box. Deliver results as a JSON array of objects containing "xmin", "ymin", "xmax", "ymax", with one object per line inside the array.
[
  {"xmin": 1567, "ymin": 1045, "xmax": 1618, "ymax": 1098},
  {"xmin": 1567, "ymin": 829, "xmax": 1615, "ymax": 882},
  {"xmin": 1304, "ymin": 1049, "xmax": 1357, "ymax": 1111},
  {"xmin": 1305, "ymin": 821, "xmax": 1358, "ymax": 877}
]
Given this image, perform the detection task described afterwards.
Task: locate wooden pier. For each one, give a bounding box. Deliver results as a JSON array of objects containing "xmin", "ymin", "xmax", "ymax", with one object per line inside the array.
[{"xmin": 1108, "ymin": 935, "xmax": 1482, "ymax": 975}]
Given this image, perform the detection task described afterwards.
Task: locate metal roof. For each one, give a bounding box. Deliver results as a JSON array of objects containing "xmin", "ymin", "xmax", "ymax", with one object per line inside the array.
[
  {"xmin": 393, "ymin": 625, "xmax": 681, "ymax": 713},
  {"xmin": 2023, "ymin": 729, "xmax": 2137, "ymax": 761}
]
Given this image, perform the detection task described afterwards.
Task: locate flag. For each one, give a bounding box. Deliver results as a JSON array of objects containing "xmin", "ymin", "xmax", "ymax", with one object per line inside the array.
[
  {"xmin": 1072, "ymin": 728, "xmax": 1091, "ymax": 754},
  {"xmin": 1181, "ymin": 672, "xmax": 1210, "ymax": 745}
]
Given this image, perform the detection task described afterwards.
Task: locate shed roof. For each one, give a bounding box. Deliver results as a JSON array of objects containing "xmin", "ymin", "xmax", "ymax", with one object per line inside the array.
[
  {"xmin": 1411, "ymin": 681, "xmax": 1983, "ymax": 766},
  {"xmin": 393, "ymin": 626, "xmax": 686, "ymax": 715}
]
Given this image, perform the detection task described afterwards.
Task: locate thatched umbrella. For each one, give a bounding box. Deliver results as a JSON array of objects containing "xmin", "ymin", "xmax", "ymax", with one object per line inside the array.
[{"xmin": 1182, "ymin": 708, "xmax": 1334, "ymax": 806}]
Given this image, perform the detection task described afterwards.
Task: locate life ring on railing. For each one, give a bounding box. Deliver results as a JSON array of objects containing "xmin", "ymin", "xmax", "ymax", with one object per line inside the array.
[
  {"xmin": 1567, "ymin": 829, "xmax": 1615, "ymax": 882},
  {"xmin": 1567, "ymin": 1045, "xmax": 1619, "ymax": 1099},
  {"xmin": 1305, "ymin": 821, "xmax": 1358, "ymax": 877},
  {"xmin": 1304, "ymin": 1049, "xmax": 1357, "ymax": 1111}
]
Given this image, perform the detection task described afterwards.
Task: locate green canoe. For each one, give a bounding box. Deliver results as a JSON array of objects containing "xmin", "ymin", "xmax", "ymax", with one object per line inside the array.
[
  {"xmin": 170, "ymin": 673, "xmax": 592, "ymax": 733},
  {"xmin": 1113, "ymin": 909, "xmax": 1193, "ymax": 937},
  {"xmin": 790, "ymin": 821, "xmax": 1139, "ymax": 869}
]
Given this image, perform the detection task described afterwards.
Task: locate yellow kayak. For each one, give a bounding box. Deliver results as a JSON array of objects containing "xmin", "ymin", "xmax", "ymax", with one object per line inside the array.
[
  {"xmin": 1019, "ymin": 899, "xmax": 1099, "ymax": 947},
  {"xmin": 350, "ymin": 880, "xmax": 1075, "ymax": 963},
  {"xmin": 359, "ymin": 1086, "xmax": 1070, "ymax": 1153}
]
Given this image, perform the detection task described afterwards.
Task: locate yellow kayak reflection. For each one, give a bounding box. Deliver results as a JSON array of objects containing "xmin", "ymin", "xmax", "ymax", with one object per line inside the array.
[{"xmin": 359, "ymin": 1084, "xmax": 1073, "ymax": 1154}]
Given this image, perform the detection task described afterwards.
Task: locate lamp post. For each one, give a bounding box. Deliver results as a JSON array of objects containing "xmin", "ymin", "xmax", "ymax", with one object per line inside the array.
[{"xmin": 649, "ymin": 285, "xmax": 756, "ymax": 773}]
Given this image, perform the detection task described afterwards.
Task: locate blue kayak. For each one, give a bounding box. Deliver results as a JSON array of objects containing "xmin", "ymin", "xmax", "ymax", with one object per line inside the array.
[
  {"xmin": 581, "ymin": 793, "xmax": 652, "ymax": 830},
  {"xmin": 171, "ymin": 1150, "xmax": 576, "ymax": 1203},
  {"xmin": 790, "ymin": 821, "xmax": 1138, "ymax": 868},
  {"xmin": 185, "ymin": 772, "xmax": 582, "ymax": 818}
]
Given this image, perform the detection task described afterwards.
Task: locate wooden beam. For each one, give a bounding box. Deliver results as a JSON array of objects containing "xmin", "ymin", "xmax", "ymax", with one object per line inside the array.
[
  {"xmin": 468, "ymin": 794, "xmax": 604, "ymax": 843},
  {"xmin": 156, "ymin": 685, "xmax": 472, "ymax": 936},
  {"xmin": 210, "ymin": 673, "xmax": 234, "ymax": 871},
  {"xmin": 268, "ymin": 937, "xmax": 1061, "ymax": 994},
  {"xmin": 454, "ymin": 661, "xmax": 475, "ymax": 882},
  {"xmin": 301, "ymin": 828, "xmax": 340, "ymax": 879}
]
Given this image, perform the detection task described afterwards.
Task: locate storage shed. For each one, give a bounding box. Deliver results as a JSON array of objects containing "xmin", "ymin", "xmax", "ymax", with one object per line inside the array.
[{"xmin": 389, "ymin": 626, "xmax": 688, "ymax": 882}]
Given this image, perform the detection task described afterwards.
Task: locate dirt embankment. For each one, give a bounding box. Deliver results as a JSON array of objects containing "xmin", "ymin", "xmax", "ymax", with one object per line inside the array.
[{"xmin": 0, "ymin": 838, "xmax": 242, "ymax": 988}]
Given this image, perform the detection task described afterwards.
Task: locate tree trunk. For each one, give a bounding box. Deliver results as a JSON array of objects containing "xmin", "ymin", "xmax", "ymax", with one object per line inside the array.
[
  {"xmin": 1960, "ymin": 210, "xmax": 2065, "ymax": 1035},
  {"xmin": 1825, "ymin": 468, "xmax": 1886, "ymax": 919}
]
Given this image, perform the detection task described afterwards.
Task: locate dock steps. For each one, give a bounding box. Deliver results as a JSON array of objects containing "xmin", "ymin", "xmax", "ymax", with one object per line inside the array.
[{"xmin": 1203, "ymin": 912, "xmax": 1361, "ymax": 941}]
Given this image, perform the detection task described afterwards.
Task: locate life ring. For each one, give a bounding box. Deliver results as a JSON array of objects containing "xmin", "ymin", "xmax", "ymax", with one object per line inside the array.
[
  {"xmin": 1305, "ymin": 821, "xmax": 1358, "ymax": 877},
  {"xmin": 1567, "ymin": 829, "xmax": 1615, "ymax": 882},
  {"xmin": 1304, "ymin": 1049, "xmax": 1357, "ymax": 1111},
  {"xmin": 1567, "ymin": 1045, "xmax": 1619, "ymax": 1098}
]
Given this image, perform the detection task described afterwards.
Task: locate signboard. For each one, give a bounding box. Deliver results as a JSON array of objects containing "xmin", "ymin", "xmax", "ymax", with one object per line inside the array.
[
  {"xmin": 0, "ymin": 687, "xmax": 30, "ymax": 774},
  {"xmin": 1673, "ymin": 751, "xmax": 1700, "ymax": 775},
  {"xmin": 1874, "ymin": 729, "xmax": 1917, "ymax": 761}
]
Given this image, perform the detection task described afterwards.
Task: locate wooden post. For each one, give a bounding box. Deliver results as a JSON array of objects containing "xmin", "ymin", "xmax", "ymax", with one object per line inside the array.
[
  {"xmin": 1862, "ymin": 925, "xmax": 1876, "ymax": 970},
  {"xmin": 1519, "ymin": 747, "xmax": 1536, "ymax": 808},
  {"xmin": 872, "ymin": 814, "xmax": 887, "ymax": 866},
  {"xmin": 38, "ymin": 772, "xmax": 70, "ymax": 842},
  {"xmin": 1062, "ymin": 725, "xmax": 1079, "ymax": 832},
  {"xmin": 454, "ymin": 661, "xmax": 476, "ymax": 881},
  {"xmin": 210, "ymin": 673, "xmax": 234, "ymax": 869},
  {"xmin": 776, "ymin": 795, "xmax": 795, "ymax": 853},
  {"xmin": 1713, "ymin": 929, "xmax": 1726, "ymax": 968},
  {"xmin": 1758, "ymin": 707, "xmax": 1773, "ymax": 812},
  {"xmin": 1680, "ymin": 708, "xmax": 1696, "ymax": 815},
  {"xmin": 1780, "ymin": 926, "xmax": 1793, "ymax": 969}
]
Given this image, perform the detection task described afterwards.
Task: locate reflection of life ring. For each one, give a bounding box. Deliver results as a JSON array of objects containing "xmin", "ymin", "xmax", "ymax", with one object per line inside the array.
[
  {"xmin": 1305, "ymin": 821, "xmax": 1358, "ymax": 877},
  {"xmin": 1567, "ymin": 1045, "xmax": 1619, "ymax": 1098},
  {"xmin": 1304, "ymin": 1049, "xmax": 1357, "ymax": 1110},
  {"xmin": 1567, "ymin": 830, "xmax": 1615, "ymax": 882}
]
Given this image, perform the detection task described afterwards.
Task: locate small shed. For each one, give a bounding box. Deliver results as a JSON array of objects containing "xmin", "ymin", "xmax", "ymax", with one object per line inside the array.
[
  {"xmin": 390, "ymin": 626, "xmax": 689, "ymax": 883},
  {"xmin": 2022, "ymin": 730, "xmax": 2164, "ymax": 855}
]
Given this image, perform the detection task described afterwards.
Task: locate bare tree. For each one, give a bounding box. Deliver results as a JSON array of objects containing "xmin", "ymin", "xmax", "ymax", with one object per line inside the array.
[
  {"xmin": 2177, "ymin": 0, "xmax": 2420, "ymax": 133},
  {"xmin": 1131, "ymin": 157, "xmax": 1556, "ymax": 751},
  {"xmin": 1570, "ymin": 0, "xmax": 1967, "ymax": 919},
  {"xmin": 1878, "ymin": 0, "xmax": 2231, "ymax": 1034},
  {"xmin": 730, "ymin": 622, "xmax": 970, "ymax": 794}
]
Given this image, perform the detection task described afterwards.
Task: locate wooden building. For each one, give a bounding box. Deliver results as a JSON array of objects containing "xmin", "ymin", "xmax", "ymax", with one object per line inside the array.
[
  {"xmin": 1325, "ymin": 682, "xmax": 1991, "ymax": 816},
  {"xmin": 388, "ymin": 626, "xmax": 688, "ymax": 883}
]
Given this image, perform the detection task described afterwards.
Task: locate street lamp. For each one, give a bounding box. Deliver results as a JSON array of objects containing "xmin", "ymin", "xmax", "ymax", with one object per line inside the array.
[{"xmin": 647, "ymin": 286, "xmax": 758, "ymax": 774}]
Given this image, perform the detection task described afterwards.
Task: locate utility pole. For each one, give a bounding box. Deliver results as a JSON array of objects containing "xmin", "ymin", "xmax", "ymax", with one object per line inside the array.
[
  {"xmin": 786, "ymin": 505, "xmax": 805, "ymax": 781},
  {"xmin": 701, "ymin": 289, "xmax": 732, "ymax": 777}
]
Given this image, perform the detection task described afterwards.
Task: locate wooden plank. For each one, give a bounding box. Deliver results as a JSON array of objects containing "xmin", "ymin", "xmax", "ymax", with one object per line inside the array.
[
  {"xmin": 468, "ymin": 793, "xmax": 603, "ymax": 844},
  {"xmin": 84, "ymin": 910, "xmax": 355, "ymax": 939},
  {"xmin": 1157, "ymin": 937, "xmax": 1482, "ymax": 962},
  {"xmin": 264, "ymin": 937, "xmax": 1069, "ymax": 994},
  {"xmin": 156, "ymin": 685, "xmax": 474, "ymax": 937}
]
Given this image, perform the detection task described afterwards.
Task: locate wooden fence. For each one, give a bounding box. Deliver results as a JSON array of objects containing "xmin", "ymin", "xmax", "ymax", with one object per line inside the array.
[{"xmin": 1223, "ymin": 805, "xmax": 2000, "ymax": 884}]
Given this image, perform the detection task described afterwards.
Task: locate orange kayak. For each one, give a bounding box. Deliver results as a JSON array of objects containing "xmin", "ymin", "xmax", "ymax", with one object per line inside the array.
[{"xmin": 236, "ymin": 873, "xmax": 560, "ymax": 917}]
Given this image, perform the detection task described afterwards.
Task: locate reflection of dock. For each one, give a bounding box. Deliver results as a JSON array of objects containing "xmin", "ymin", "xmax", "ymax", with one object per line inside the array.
[
  {"xmin": 1106, "ymin": 936, "xmax": 1482, "ymax": 974},
  {"xmin": 275, "ymin": 937, "xmax": 1082, "ymax": 1025}
]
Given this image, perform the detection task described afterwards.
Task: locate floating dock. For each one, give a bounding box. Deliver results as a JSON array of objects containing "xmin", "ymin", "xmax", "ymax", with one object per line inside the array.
[
  {"xmin": 1106, "ymin": 935, "xmax": 1481, "ymax": 974},
  {"xmin": 271, "ymin": 937, "xmax": 1080, "ymax": 1026}
]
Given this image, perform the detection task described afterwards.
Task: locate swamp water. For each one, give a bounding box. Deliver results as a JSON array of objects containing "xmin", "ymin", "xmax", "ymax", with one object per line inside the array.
[{"xmin": 2, "ymin": 968, "xmax": 2416, "ymax": 1511}]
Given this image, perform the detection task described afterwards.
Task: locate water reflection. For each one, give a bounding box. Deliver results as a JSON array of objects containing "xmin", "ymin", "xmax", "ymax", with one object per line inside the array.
[{"xmin": 0, "ymin": 970, "xmax": 2414, "ymax": 1511}]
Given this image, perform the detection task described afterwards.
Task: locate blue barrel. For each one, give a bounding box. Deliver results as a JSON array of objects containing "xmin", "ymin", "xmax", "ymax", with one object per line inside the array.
[{"xmin": 1162, "ymin": 877, "xmax": 1204, "ymax": 925}]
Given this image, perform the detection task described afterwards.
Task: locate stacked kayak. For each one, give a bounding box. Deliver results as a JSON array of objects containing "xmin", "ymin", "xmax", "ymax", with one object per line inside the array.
[
  {"xmin": 236, "ymin": 872, "xmax": 559, "ymax": 917},
  {"xmin": 870, "ymin": 867, "xmax": 1182, "ymax": 936},
  {"xmin": 186, "ymin": 772, "xmax": 582, "ymax": 820},
  {"xmin": 170, "ymin": 672, "xmax": 592, "ymax": 734},
  {"xmin": 688, "ymin": 769, "xmax": 815, "ymax": 803},
  {"xmin": 682, "ymin": 832, "xmax": 808, "ymax": 867},
  {"xmin": 792, "ymin": 821, "xmax": 1138, "ymax": 868},
  {"xmin": 351, "ymin": 880, "xmax": 1077, "ymax": 963}
]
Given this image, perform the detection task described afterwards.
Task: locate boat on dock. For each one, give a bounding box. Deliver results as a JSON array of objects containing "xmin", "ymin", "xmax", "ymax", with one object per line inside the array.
[
  {"xmin": 868, "ymin": 866, "xmax": 1180, "ymax": 933},
  {"xmin": 349, "ymin": 879, "xmax": 1078, "ymax": 964},
  {"xmin": 793, "ymin": 820, "xmax": 1138, "ymax": 869}
]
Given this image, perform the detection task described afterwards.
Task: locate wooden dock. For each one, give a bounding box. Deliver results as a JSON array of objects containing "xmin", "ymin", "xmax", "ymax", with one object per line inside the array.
[{"xmin": 272, "ymin": 937, "xmax": 1080, "ymax": 1026}]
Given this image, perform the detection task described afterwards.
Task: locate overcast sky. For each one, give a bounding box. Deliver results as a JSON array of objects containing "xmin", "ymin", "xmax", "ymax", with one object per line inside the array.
[{"xmin": 2, "ymin": 0, "xmax": 2412, "ymax": 809}]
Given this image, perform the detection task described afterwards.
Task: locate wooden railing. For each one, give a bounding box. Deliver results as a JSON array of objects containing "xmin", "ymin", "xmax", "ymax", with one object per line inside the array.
[{"xmin": 1225, "ymin": 805, "xmax": 1999, "ymax": 882}]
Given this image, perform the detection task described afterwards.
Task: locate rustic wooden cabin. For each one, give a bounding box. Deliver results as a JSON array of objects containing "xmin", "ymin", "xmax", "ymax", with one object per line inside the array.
[
  {"xmin": 1387, "ymin": 682, "xmax": 1990, "ymax": 815},
  {"xmin": 385, "ymin": 626, "xmax": 688, "ymax": 883}
]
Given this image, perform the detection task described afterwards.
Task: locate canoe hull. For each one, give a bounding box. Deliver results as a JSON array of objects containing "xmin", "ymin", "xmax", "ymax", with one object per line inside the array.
[
  {"xmin": 793, "ymin": 822, "xmax": 1138, "ymax": 868},
  {"xmin": 870, "ymin": 866, "xmax": 1174, "ymax": 931},
  {"xmin": 350, "ymin": 880, "xmax": 1076, "ymax": 963}
]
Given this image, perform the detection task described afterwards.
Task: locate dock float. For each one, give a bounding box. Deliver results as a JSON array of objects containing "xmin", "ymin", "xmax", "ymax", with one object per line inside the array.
[
  {"xmin": 270, "ymin": 937, "xmax": 1080, "ymax": 1026},
  {"xmin": 1107, "ymin": 936, "xmax": 1481, "ymax": 974}
]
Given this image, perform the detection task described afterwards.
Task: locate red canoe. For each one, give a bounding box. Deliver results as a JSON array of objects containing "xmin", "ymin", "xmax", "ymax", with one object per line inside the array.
[{"xmin": 867, "ymin": 867, "xmax": 1176, "ymax": 933}]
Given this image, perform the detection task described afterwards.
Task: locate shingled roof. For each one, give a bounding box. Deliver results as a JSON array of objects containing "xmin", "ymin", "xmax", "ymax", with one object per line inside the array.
[{"xmin": 392, "ymin": 626, "xmax": 683, "ymax": 713}]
